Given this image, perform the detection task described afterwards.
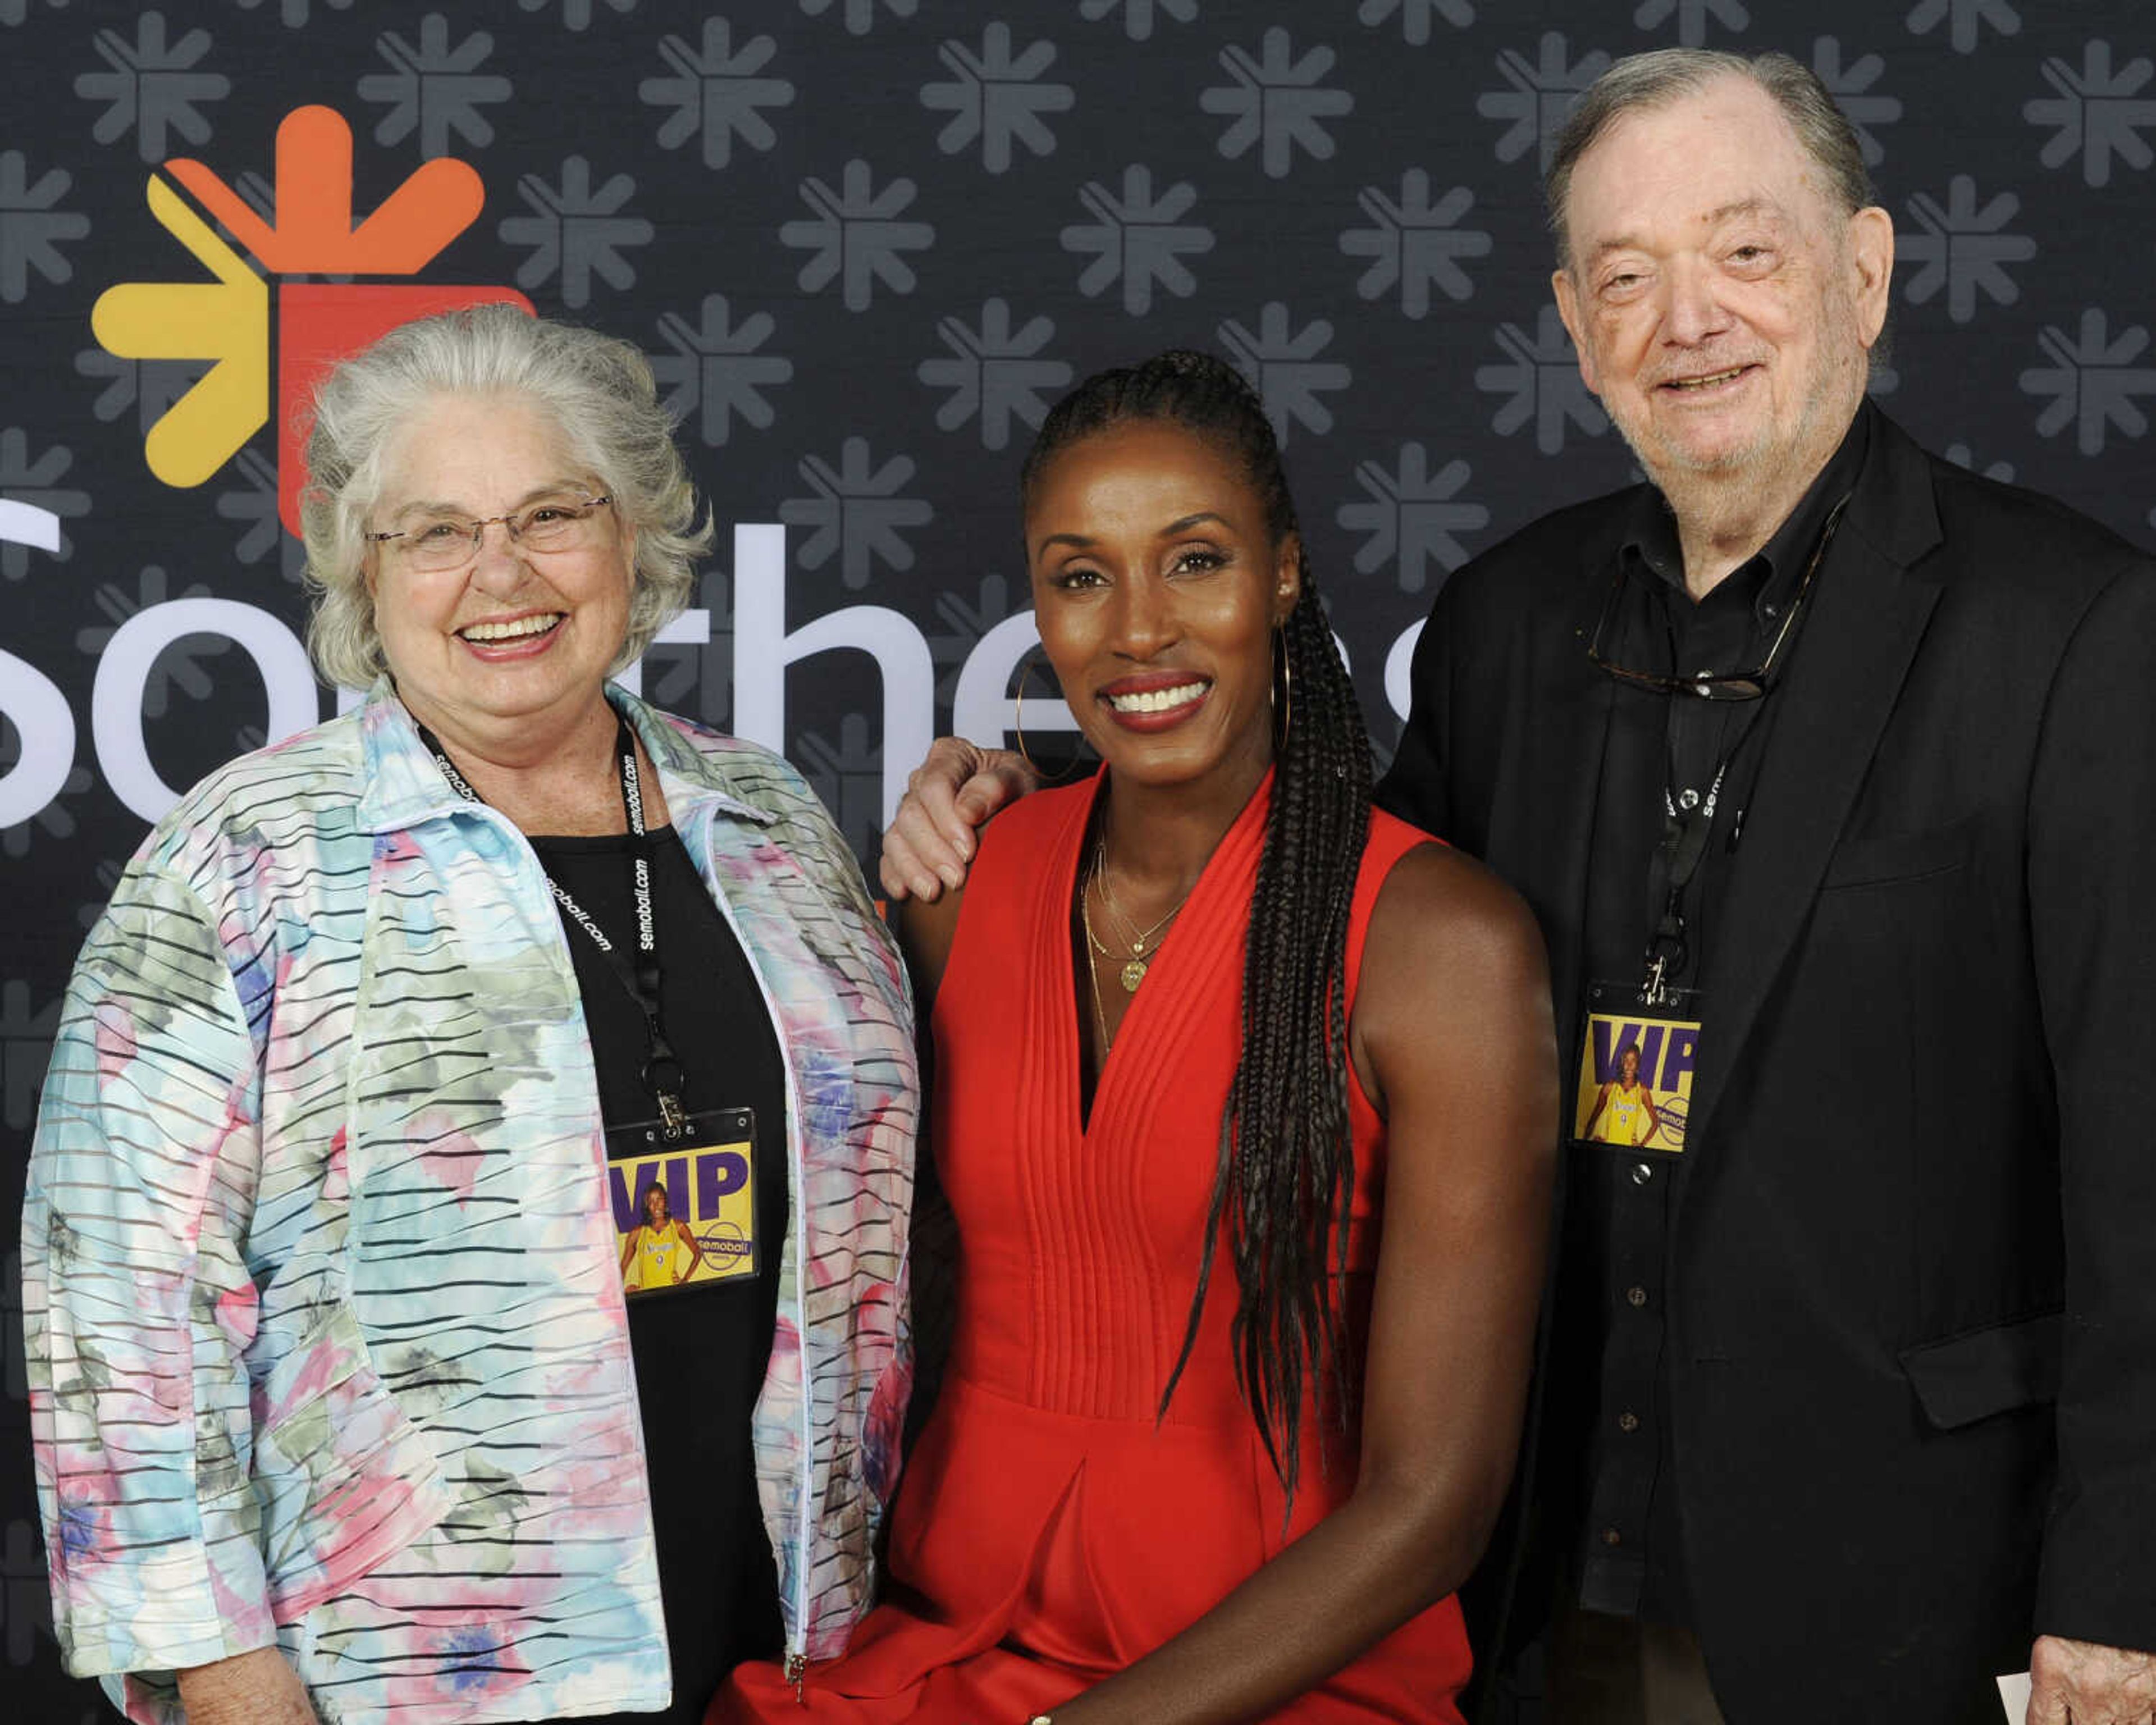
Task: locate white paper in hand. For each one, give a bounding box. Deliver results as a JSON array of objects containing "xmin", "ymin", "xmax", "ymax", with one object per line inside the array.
[{"xmin": 1997, "ymin": 1671, "xmax": 2031, "ymax": 1721}]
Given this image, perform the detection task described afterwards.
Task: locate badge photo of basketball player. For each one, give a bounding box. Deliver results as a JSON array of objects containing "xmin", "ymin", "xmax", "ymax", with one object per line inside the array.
[
  {"xmin": 1581, "ymin": 1042, "xmax": 1662, "ymax": 1146},
  {"xmin": 620, "ymin": 1179, "xmax": 706, "ymax": 1292}
]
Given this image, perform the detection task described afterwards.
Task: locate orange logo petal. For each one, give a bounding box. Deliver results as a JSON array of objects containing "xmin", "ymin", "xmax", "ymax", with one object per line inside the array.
[{"xmin": 165, "ymin": 105, "xmax": 483, "ymax": 276}]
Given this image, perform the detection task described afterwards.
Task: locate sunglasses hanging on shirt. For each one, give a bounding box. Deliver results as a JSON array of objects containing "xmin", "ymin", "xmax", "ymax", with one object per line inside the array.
[{"xmin": 1587, "ymin": 498, "xmax": 1849, "ymax": 702}]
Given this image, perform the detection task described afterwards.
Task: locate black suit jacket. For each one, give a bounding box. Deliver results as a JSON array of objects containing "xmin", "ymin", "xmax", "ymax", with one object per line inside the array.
[{"xmin": 1380, "ymin": 410, "xmax": 2156, "ymax": 1724}]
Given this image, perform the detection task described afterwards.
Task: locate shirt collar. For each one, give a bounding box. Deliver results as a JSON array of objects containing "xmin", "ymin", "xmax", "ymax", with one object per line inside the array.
[
  {"xmin": 1621, "ymin": 401, "xmax": 1873, "ymax": 628},
  {"xmin": 357, "ymin": 681, "xmax": 776, "ymax": 834}
]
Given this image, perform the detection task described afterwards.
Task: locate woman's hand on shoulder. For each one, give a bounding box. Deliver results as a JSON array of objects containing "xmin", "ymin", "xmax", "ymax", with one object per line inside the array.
[{"xmin": 878, "ymin": 738, "xmax": 1036, "ymax": 902}]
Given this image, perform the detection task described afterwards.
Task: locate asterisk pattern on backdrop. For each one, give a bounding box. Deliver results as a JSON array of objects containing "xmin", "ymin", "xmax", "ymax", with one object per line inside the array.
[{"xmin": 0, "ymin": 8, "xmax": 2151, "ymax": 1712}]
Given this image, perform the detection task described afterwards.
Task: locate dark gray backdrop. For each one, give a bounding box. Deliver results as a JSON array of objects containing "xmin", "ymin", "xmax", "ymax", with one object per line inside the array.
[{"xmin": 3, "ymin": 1, "xmax": 2152, "ymax": 1713}]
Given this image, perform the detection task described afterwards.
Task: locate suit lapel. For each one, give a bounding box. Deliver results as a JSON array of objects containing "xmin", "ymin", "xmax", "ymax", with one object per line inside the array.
[
  {"xmin": 1681, "ymin": 414, "xmax": 1947, "ymax": 1160},
  {"xmin": 1497, "ymin": 562, "xmax": 1619, "ymax": 1046}
]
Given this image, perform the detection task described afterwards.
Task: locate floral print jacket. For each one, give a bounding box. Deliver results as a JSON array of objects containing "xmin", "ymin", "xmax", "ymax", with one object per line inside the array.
[{"xmin": 22, "ymin": 687, "xmax": 918, "ymax": 1723}]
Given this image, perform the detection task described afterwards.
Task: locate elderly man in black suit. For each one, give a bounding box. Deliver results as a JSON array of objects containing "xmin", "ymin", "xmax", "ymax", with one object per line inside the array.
[{"xmin": 880, "ymin": 49, "xmax": 2156, "ymax": 1725}]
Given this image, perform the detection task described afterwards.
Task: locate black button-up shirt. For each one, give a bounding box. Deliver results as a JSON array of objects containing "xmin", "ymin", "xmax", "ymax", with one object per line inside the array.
[{"xmin": 1561, "ymin": 406, "xmax": 1871, "ymax": 1624}]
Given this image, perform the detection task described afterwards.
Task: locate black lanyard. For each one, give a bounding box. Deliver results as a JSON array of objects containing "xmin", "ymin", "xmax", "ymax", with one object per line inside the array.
[
  {"xmin": 1637, "ymin": 499, "xmax": 1847, "ymax": 1005},
  {"xmin": 417, "ymin": 710, "xmax": 692, "ymax": 1138},
  {"xmin": 1641, "ymin": 738, "xmax": 1747, "ymax": 1005}
]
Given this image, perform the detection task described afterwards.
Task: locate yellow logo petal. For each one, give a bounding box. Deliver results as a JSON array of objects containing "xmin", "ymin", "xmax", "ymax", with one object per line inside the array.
[{"xmin": 90, "ymin": 175, "xmax": 268, "ymax": 489}]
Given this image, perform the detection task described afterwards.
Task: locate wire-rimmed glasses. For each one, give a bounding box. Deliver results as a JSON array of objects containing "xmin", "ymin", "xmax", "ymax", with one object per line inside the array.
[{"xmin": 364, "ymin": 494, "xmax": 615, "ymax": 574}]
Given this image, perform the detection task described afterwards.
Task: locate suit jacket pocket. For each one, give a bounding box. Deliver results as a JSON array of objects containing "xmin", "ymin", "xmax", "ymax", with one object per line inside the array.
[
  {"xmin": 251, "ymin": 1302, "xmax": 455, "ymax": 1619},
  {"xmin": 1898, "ymin": 1309, "xmax": 2062, "ymax": 1430},
  {"xmin": 1821, "ymin": 820, "xmax": 1972, "ymax": 890}
]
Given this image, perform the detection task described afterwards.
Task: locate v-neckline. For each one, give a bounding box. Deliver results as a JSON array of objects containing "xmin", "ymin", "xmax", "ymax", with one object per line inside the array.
[{"xmin": 1059, "ymin": 769, "xmax": 1273, "ymax": 1140}]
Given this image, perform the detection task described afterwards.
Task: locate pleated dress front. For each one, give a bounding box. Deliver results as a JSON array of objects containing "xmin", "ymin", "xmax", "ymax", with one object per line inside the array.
[{"xmin": 716, "ymin": 773, "xmax": 1472, "ymax": 1723}]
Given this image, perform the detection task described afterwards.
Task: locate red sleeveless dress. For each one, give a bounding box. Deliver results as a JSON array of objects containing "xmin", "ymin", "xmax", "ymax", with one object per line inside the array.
[{"xmin": 716, "ymin": 775, "xmax": 1471, "ymax": 1723}]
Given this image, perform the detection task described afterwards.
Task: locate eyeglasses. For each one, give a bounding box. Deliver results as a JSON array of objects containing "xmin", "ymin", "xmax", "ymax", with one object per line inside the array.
[
  {"xmin": 1586, "ymin": 499, "xmax": 1848, "ymax": 702},
  {"xmin": 364, "ymin": 494, "xmax": 614, "ymax": 574}
]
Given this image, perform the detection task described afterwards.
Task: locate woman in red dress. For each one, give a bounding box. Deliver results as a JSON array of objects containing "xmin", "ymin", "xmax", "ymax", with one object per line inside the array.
[{"xmin": 718, "ymin": 352, "xmax": 1555, "ymax": 1723}]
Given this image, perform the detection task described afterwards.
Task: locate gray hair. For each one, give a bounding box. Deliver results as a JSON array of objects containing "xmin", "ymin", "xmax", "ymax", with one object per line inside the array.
[
  {"xmin": 1545, "ymin": 50, "xmax": 1876, "ymax": 273},
  {"xmin": 300, "ymin": 304, "xmax": 712, "ymax": 691}
]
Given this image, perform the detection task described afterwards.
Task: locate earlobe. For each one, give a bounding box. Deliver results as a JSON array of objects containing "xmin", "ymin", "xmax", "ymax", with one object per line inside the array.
[{"xmin": 1273, "ymin": 533, "xmax": 1303, "ymax": 624}]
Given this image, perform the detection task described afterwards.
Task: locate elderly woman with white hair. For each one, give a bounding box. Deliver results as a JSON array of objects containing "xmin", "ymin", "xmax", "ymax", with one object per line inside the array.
[{"xmin": 21, "ymin": 306, "xmax": 918, "ymax": 1725}]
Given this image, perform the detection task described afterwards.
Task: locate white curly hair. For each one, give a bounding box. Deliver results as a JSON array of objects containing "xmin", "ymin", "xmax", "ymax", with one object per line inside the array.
[{"xmin": 299, "ymin": 304, "xmax": 713, "ymax": 691}]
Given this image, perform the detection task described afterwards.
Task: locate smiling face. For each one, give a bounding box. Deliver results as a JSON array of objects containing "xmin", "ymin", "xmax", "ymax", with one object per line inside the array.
[
  {"xmin": 1619, "ymin": 1045, "xmax": 1641, "ymax": 1084},
  {"xmin": 1551, "ymin": 74, "xmax": 1892, "ymax": 500},
  {"xmin": 1025, "ymin": 419, "xmax": 1299, "ymax": 800},
  {"xmin": 366, "ymin": 392, "xmax": 634, "ymax": 756},
  {"xmin": 642, "ymin": 1183, "xmax": 669, "ymax": 1224}
]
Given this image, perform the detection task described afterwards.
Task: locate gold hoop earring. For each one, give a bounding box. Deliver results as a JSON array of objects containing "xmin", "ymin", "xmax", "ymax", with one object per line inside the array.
[
  {"xmin": 1013, "ymin": 649, "xmax": 1085, "ymax": 783},
  {"xmin": 1271, "ymin": 624, "xmax": 1293, "ymax": 752}
]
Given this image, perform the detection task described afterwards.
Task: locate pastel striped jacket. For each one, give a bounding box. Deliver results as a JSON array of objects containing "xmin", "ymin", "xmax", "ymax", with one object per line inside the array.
[{"xmin": 22, "ymin": 687, "xmax": 918, "ymax": 1723}]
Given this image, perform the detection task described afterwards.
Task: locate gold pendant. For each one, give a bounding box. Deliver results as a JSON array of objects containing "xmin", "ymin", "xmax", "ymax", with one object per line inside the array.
[{"xmin": 1120, "ymin": 958, "xmax": 1146, "ymax": 993}]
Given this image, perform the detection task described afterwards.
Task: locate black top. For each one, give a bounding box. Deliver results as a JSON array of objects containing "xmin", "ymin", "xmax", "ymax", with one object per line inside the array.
[
  {"xmin": 1561, "ymin": 408, "xmax": 1871, "ymax": 1626},
  {"xmin": 528, "ymin": 824, "xmax": 791, "ymax": 1723}
]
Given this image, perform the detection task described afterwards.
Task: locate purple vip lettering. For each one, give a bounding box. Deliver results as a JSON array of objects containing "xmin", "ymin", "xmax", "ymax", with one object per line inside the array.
[
  {"xmin": 1659, "ymin": 1025, "xmax": 1698, "ymax": 1092},
  {"xmin": 695, "ymin": 1147, "xmax": 750, "ymax": 1215},
  {"xmin": 1593, "ymin": 1016, "xmax": 1694, "ymax": 1088},
  {"xmin": 1592, "ymin": 1019, "xmax": 1663, "ymax": 1083},
  {"xmin": 609, "ymin": 1154, "xmax": 692, "ymax": 1232}
]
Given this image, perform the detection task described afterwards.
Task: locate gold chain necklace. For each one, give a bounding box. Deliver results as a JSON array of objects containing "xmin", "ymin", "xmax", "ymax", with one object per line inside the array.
[
  {"xmin": 1090, "ymin": 838, "xmax": 1193, "ymax": 993},
  {"xmin": 1079, "ymin": 889, "xmax": 1117, "ymax": 1053}
]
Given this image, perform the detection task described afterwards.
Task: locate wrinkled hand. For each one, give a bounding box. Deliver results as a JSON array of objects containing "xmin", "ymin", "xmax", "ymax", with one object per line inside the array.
[
  {"xmin": 177, "ymin": 1646, "xmax": 319, "ymax": 1724},
  {"xmin": 877, "ymin": 738, "xmax": 1036, "ymax": 901},
  {"xmin": 2029, "ymin": 1635, "xmax": 2156, "ymax": 1724}
]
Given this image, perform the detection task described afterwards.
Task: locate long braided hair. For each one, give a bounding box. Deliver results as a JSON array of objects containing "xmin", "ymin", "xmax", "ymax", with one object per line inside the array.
[{"xmin": 1020, "ymin": 351, "xmax": 1375, "ymax": 1504}]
